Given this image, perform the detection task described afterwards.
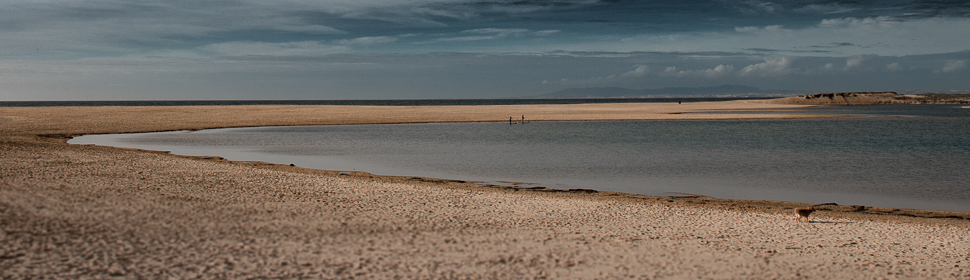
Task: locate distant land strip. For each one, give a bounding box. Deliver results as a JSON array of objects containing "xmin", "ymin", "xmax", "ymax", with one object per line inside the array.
[{"xmin": 764, "ymin": 92, "xmax": 970, "ymax": 105}]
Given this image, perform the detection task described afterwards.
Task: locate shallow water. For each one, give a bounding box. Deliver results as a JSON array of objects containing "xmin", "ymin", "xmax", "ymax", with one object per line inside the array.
[{"xmin": 70, "ymin": 105, "xmax": 970, "ymax": 211}]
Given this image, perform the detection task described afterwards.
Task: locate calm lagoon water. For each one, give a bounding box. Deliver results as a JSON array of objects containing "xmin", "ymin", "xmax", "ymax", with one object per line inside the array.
[{"xmin": 70, "ymin": 105, "xmax": 970, "ymax": 211}]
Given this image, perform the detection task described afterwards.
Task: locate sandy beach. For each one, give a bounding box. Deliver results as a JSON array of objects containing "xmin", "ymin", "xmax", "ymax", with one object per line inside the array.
[{"xmin": 2, "ymin": 101, "xmax": 969, "ymax": 279}]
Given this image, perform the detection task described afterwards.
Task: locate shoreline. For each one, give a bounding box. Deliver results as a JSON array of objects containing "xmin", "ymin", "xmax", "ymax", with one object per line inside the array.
[
  {"xmin": 3, "ymin": 101, "xmax": 969, "ymax": 278},
  {"xmin": 176, "ymin": 149, "xmax": 970, "ymax": 226},
  {"xmin": 67, "ymin": 129, "xmax": 970, "ymax": 221},
  {"xmin": 6, "ymin": 102, "xmax": 969, "ymax": 223}
]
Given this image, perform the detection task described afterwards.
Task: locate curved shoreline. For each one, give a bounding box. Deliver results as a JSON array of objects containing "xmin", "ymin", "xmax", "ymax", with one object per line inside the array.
[
  {"xmin": 68, "ymin": 125, "xmax": 970, "ymax": 220},
  {"xmin": 3, "ymin": 102, "xmax": 970, "ymax": 278},
  {"xmin": 5, "ymin": 102, "xmax": 968, "ymax": 223},
  {"xmin": 179, "ymin": 149, "xmax": 970, "ymax": 225}
]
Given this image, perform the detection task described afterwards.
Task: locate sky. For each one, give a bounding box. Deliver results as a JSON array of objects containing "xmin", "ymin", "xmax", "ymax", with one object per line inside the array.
[{"xmin": 2, "ymin": 0, "xmax": 969, "ymax": 100}]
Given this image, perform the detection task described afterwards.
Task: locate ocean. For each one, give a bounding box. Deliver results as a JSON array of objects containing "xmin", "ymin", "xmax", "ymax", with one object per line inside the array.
[{"xmin": 68, "ymin": 104, "xmax": 970, "ymax": 211}]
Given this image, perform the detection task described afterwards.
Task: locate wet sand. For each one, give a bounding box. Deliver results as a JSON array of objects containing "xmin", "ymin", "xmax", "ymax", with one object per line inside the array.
[{"xmin": 2, "ymin": 102, "xmax": 968, "ymax": 278}]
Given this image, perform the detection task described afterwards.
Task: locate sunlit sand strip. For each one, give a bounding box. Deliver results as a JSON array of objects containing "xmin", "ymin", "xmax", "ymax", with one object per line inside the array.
[{"xmin": 1, "ymin": 101, "xmax": 826, "ymax": 137}]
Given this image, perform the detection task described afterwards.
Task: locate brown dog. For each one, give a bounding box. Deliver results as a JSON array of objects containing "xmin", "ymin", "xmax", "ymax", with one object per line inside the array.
[{"xmin": 794, "ymin": 206, "xmax": 815, "ymax": 222}]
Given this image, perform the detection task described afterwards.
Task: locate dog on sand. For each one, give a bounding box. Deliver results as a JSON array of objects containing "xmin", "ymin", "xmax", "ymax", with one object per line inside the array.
[{"xmin": 794, "ymin": 206, "xmax": 815, "ymax": 222}]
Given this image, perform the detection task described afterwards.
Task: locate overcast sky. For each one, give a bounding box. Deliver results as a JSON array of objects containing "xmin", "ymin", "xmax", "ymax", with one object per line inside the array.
[{"xmin": 2, "ymin": 0, "xmax": 969, "ymax": 100}]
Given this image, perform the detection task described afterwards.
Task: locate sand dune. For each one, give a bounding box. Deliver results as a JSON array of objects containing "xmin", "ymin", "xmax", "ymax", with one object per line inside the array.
[
  {"xmin": 2, "ymin": 102, "xmax": 968, "ymax": 278},
  {"xmin": 763, "ymin": 92, "xmax": 970, "ymax": 105}
]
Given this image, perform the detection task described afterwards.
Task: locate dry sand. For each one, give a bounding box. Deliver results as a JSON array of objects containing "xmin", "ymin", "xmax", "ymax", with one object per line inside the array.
[{"xmin": 2, "ymin": 102, "xmax": 969, "ymax": 279}]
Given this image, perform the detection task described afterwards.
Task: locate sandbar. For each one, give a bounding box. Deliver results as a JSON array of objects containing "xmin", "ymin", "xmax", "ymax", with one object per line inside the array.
[{"xmin": 2, "ymin": 101, "xmax": 968, "ymax": 278}]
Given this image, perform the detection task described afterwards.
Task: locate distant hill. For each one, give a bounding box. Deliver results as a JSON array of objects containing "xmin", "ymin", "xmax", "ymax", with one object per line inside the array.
[{"xmin": 534, "ymin": 85, "xmax": 803, "ymax": 98}]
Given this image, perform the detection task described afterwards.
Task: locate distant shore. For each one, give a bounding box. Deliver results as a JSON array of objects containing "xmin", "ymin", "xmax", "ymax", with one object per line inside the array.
[
  {"xmin": 2, "ymin": 100, "xmax": 969, "ymax": 278},
  {"xmin": 0, "ymin": 101, "xmax": 838, "ymax": 137},
  {"xmin": 764, "ymin": 91, "xmax": 970, "ymax": 105}
]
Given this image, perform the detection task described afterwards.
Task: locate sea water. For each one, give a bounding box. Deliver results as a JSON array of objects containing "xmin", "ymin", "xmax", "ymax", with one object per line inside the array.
[{"xmin": 69, "ymin": 104, "xmax": 970, "ymax": 211}]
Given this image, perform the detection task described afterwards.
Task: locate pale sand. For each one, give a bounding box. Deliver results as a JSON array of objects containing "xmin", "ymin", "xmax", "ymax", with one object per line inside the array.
[
  {"xmin": 0, "ymin": 101, "xmax": 838, "ymax": 137},
  {"xmin": 2, "ymin": 102, "xmax": 969, "ymax": 279}
]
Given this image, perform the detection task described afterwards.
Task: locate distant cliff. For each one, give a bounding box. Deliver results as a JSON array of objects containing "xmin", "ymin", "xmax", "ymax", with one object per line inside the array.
[
  {"xmin": 764, "ymin": 92, "xmax": 970, "ymax": 105},
  {"xmin": 535, "ymin": 85, "xmax": 801, "ymax": 98}
]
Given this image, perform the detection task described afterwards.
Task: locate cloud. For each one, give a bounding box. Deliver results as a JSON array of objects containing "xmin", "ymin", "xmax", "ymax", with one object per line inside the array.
[
  {"xmin": 728, "ymin": 1, "xmax": 968, "ymax": 19},
  {"xmin": 4, "ymin": 0, "xmax": 970, "ymax": 100},
  {"xmin": 463, "ymin": 28, "xmax": 530, "ymax": 36},
  {"xmin": 738, "ymin": 57, "xmax": 796, "ymax": 77},
  {"xmin": 734, "ymin": 26, "xmax": 760, "ymax": 32},
  {"xmin": 662, "ymin": 65, "xmax": 735, "ymax": 79},
  {"xmin": 315, "ymin": 0, "xmax": 601, "ymax": 26},
  {"xmin": 542, "ymin": 51, "xmax": 968, "ymax": 88},
  {"xmin": 6, "ymin": 0, "xmax": 970, "ymax": 62},
  {"xmin": 0, "ymin": 0, "xmax": 575, "ymax": 56},
  {"xmin": 838, "ymin": 54, "xmax": 880, "ymax": 71},
  {"xmin": 535, "ymin": 30, "xmax": 560, "ymax": 36},
  {"xmin": 844, "ymin": 55, "xmax": 866, "ymax": 70},
  {"xmin": 428, "ymin": 28, "xmax": 559, "ymax": 43},
  {"xmin": 620, "ymin": 65, "xmax": 650, "ymax": 78},
  {"xmin": 736, "ymin": 0, "xmax": 784, "ymax": 15},
  {"xmin": 735, "ymin": 25, "xmax": 788, "ymax": 33},
  {"xmin": 821, "ymin": 63, "xmax": 836, "ymax": 71},
  {"xmin": 941, "ymin": 60, "xmax": 967, "ymax": 73},
  {"xmin": 551, "ymin": 64, "xmax": 649, "ymax": 85},
  {"xmin": 818, "ymin": 17, "xmax": 891, "ymax": 28},
  {"xmin": 717, "ymin": 17, "xmax": 970, "ymax": 59},
  {"xmin": 246, "ymin": 15, "xmax": 345, "ymax": 34},
  {"xmin": 887, "ymin": 1, "xmax": 970, "ymax": 19},
  {"xmin": 556, "ymin": 62, "xmax": 738, "ymax": 85},
  {"xmin": 336, "ymin": 36, "xmax": 398, "ymax": 45},
  {"xmin": 703, "ymin": 64, "xmax": 736, "ymax": 78},
  {"xmin": 201, "ymin": 41, "xmax": 349, "ymax": 57},
  {"xmin": 431, "ymin": 36, "xmax": 497, "ymax": 42},
  {"xmin": 886, "ymin": 62, "xmax": 903, "ymax": 72},
  {"xmin": 793, "ymin": 3, "xmax": 855, "ymax": 14},
  {"xmin": 435, "ymin": 0, "xmax": 601, "ymax": 14}
]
